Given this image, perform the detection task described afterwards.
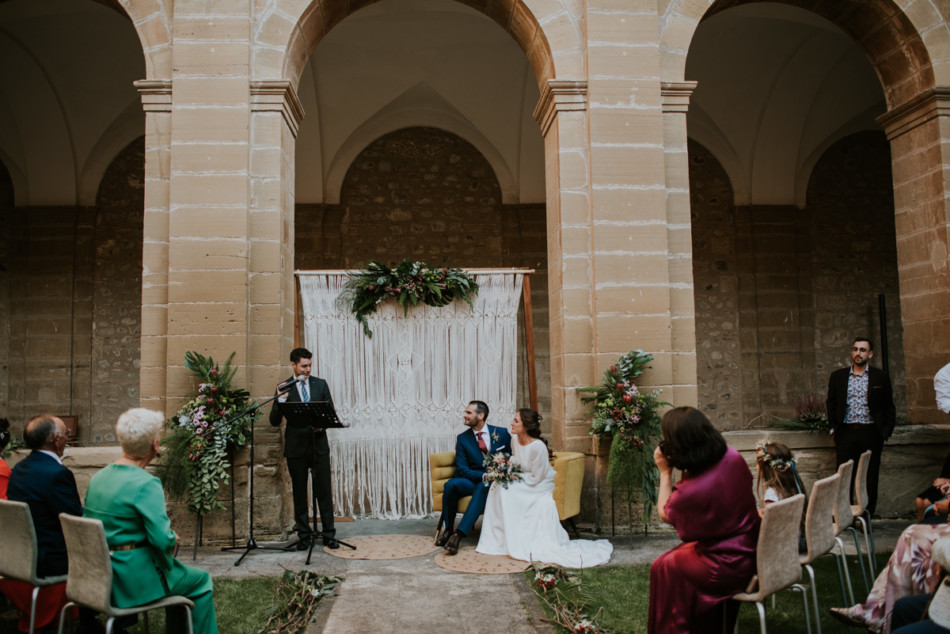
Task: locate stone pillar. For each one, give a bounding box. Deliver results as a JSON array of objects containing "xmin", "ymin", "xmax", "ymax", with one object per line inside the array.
[
  {"xmin": 877, "ymin": 88, "xmax": 950, "ymax": 423},
  {"xmin": 584, "ymin": 5, "xmax": 676, "ymax": 394},
  {"xmin": 164, "ymin": 5, "xmax": 252, "ymax": 407},
  {"xmin": 661, "ymin": 81, "xmax": 700, "ymax": 407},
  {"xmin": 135, "ymin": 79, "xmax": 172, "ymax": 414},
  {"xmin": 533, "ymin": 80, "xmax": 590, "ymax": 454}
]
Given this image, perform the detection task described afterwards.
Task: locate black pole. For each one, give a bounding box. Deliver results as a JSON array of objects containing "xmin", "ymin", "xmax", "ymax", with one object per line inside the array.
[
  {"xmin": 220, "ymin": 390, "xmax": 293, "ymax": 565},
  {"xmin": 878, "ymin": 294, "xmax": 889, "ymax": 377}
]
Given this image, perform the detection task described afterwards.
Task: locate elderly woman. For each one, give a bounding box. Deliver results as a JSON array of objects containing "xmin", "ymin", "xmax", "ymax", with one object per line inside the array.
[
  {"xmin": 83, "ymin": 408, "xmax": 217, "ymax": 634},
  {"xmin": 648, "ymin": 407, "xmax": 761, "ymax": 634}
]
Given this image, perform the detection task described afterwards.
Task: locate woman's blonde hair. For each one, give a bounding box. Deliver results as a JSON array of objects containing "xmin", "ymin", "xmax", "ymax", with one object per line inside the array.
[{"xmin": 116, "ymin": 408, "xmax": 164, "ymax": 459}]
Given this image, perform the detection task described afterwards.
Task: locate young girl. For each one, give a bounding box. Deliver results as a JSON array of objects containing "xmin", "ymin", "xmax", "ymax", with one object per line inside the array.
[{"xmin": 755, "ymin": 440, "xmax": 807, "ymax": 552}]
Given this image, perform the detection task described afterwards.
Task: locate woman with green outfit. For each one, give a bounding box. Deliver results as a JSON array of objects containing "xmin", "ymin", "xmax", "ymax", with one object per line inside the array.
[{"xmin": 84, "ymin": 408, "xmax": 218, "ymax": 634}]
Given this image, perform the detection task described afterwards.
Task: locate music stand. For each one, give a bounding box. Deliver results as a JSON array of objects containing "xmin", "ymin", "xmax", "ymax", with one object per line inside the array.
[{"xmin": 279, "ymin": 401, "xmax": 356, "ymax": 561}]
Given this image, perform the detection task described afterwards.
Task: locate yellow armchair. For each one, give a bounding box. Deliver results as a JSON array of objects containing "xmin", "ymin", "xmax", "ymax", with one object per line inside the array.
[{"xmin": 428, "ymin": 450, "xmax": 586, "ymax": 535}]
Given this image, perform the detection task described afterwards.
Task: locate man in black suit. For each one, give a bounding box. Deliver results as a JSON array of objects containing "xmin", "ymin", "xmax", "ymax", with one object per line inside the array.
[
  {"xmin": 826, "ymin": 337, "xmax": 896, "ymax": 516},
  {"xmin": 7, "ymin": 414, "xmax": 105, "ymax": 633},
  {"xmin": 270, "ymin": 347, "xmax": 339, "ymax": 550},
  {"xmin": 7, "ymin": 414, "xmax": 82, "ymax": 577}
]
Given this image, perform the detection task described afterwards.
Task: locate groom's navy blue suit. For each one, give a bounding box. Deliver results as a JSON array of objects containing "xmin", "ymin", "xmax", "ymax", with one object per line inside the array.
[{"xmin": 443, "ymin": 424, "xmax": 511, "ymax": 535}]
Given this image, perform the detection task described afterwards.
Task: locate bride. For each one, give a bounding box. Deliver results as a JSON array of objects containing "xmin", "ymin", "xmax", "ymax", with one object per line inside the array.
[{"xmin": 476, "ymin": 408, "xmax": 613, "ymax": 568}]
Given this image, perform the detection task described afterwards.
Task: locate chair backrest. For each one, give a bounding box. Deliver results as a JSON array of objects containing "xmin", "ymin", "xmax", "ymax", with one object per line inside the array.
[
  {"xmin": 551, "ymin": 451, "xmax": 585, "ymax": 520},
  {"xmin": 753, "ymin": 493, "xmax": 806, "ymax": 596},
  {"xmin": 853, "ymin": 450, "xmax": 871, "ymax": 512},
  {"xmin": 802, "ymin": 473, "xmax": 840, "ymax": 563},
  {"xmin": 929, "ymin": 537, "xmax": 950, "ymax": 627},
  {"xmin": 428, "ymin": 451, "xmax": 457, "ymax": 512},
  {"xmin": 59, "ymin": 513, "xmax": 115, "ymax": 614},
  {"xmin": 0, "ymin": 499, "xmax": 41, "ymax": 583},
  {"xmin": 833, "ymin": 460, "xmax": 854, "ymax": 534}
]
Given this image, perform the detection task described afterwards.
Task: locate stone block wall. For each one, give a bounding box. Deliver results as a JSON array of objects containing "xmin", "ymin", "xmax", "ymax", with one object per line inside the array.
[
  {"xmin": 0, "ymin": 139, "xmax": 144, "ymax": 443},
  {"xmin": 294, "ymin": 126, "xmax": 551, "ymax": 421},
  {"xmin": 690, "ymin": 132, "xmax": 907, "ymax": 430}
]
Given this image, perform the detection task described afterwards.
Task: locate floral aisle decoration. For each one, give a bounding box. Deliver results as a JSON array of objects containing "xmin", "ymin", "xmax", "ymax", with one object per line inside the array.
[
  {"xmin": 338, "ymin": 259, "xmax": 479, "ymax": 338},
  {"xmin": 482, "ymin": 451, "xmax": 523, "ymax": 489},
  {"xmin": 157, "ymin": 351, "xmax": 258, "ymax": 515},
  {"xmin": 529, "ymin": 563, "xmax": 609, "ymax": 633},
  {"xmin": 577, "ymin": 350, "xmax": 666, "ymax": 522}
]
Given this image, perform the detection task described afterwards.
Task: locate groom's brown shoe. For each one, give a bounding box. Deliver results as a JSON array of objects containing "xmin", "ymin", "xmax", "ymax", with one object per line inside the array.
[
  {"xmin": 444, "ymin": 530, "xmax": 463, "ymax": 555},
  {"xmin": 435, "ymin": 530, "xmax": 450, "ymax": 547}
]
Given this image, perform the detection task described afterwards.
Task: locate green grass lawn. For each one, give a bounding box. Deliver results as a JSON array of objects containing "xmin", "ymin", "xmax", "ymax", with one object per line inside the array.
[
  {"xmin": 0, "ymin": 576, "xmax": 279, "ymax": 634},
  {"xmin": 528, "ymin": 552, "xmax": 885, "ymax": 633}
]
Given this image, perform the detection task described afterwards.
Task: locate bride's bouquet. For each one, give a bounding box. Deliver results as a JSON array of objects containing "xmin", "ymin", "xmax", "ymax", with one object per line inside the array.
[{"xmin": 482, "ymin": 451, "xmax": 523, "ymax": 489}]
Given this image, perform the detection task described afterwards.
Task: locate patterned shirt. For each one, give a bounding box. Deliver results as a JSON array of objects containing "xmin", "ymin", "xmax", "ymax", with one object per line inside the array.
[{"xmin": 845, "ymin": 367, "xmax": 872, "ymax": 425}]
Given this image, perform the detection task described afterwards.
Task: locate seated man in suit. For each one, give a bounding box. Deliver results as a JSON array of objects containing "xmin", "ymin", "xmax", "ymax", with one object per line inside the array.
[
  {"xmin": 438, "ymin": 401, "xmax": 511, "ymax": 555},
  {"xmin": 5, "ymin": 414, "xmax": 103, "ymax": 633}
]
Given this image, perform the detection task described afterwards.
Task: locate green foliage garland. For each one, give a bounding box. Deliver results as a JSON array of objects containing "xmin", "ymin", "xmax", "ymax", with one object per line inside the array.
[
  {"xmin": 338, "ymin": 259, "xmax": 479, "ymax": 338},
  {"xmin": 260, "ymin": 570, "xmax": 341, "ymax": 633},
  {"xmin": 577, "ymin": 350, "xmax": 666, "ymax": 523},
  {"xmin": 157, "ymin": 351, "xmax": 258, "ymax": 515}
]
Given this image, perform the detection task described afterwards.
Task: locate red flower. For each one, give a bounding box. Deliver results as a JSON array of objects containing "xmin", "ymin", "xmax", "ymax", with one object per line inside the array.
[
  {"xmin": 622, "ymin": 393, "xmax": 633, "ymax": 403},
  {"xmin": 610, "ymin": 365, "xmax": 617, "ymax": 373},
  {"xmin": 616, "ymin": 383, "xmax": 624, "ymax": 392}
]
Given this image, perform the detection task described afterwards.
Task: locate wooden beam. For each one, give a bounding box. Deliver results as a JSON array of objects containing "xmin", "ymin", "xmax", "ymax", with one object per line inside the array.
[{"xmin": 522, "ymin": 273, "xmax": 538, "ymax": 412}]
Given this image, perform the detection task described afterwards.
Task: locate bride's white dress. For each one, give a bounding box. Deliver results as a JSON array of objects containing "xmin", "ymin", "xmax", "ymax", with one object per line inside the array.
[{"xmin": 476, "ymin": 438, "xmax": 613, "ymax": 568}]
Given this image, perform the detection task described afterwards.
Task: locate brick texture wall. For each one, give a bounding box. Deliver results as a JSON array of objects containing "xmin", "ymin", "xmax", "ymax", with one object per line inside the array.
[
  {"xmin": 0, "ymin": 139, "xmax": 144, "ymax": 441},
  {"xmin": 295, "ymin": 126, "xmax": 551, "ymax": 420},
  {"xmin": 690, "ymin": 131, "xmax": 906, "ymax": 430}
]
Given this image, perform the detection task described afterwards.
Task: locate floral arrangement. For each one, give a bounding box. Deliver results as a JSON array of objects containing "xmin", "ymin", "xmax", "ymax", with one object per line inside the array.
[
  {"xmin": 774, "ymin": 394, "xmax": 830, "ymax": 432},
  {"xmin": 338, "ymin": 259, "xmax": 479, "ymax": 338},
  {"xmin": 530, "ymin": 563, "xmax": 609, "ymax": 633},
  {"xmin": 754, "ymin": 441, "xmax": 793, "ymax": 472},
  {"xmin": 482, "ymin": 451, "xmax": 523, "ymax": 489},
  {"xmin": 260, "ymin": 570, "xmax": 342, "ymax": 633},
  {"xmin": 156, "ymin": 351, "xmax": 258, "ymax": 515},
  {"xmin": 577, "ymin": 350, "xmax": 665, "ymax": 522}
]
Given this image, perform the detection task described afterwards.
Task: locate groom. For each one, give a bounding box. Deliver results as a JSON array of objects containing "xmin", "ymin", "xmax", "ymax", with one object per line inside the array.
[{"xmin": 438, "ymin": 400, "xmax": 511, "ymax": 555}]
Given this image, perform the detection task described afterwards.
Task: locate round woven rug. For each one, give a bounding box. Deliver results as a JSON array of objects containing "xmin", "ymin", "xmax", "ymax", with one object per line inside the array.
[
  {"xmin": 433, "ymin": 547, "xmax": 530, "ymax": 574},
  {"xmin": 323, "ymin": 534, "xmax": 442, "ymax": 560}
]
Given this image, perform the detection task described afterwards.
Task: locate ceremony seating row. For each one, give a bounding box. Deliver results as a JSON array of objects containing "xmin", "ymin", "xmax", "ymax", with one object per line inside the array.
[
  {"xmin": 0, "ymin": 499, "xmax": 194, "ymax": 634},
  {"xmin": 730, "ymin": 450, "xmax": 874, "ymax": 634}
]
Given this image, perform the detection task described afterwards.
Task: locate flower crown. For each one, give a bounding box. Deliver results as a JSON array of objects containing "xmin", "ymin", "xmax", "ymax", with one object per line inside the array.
[{"xmin": 755, "ymin": 441, "xmax": 793, "ymax": 472}]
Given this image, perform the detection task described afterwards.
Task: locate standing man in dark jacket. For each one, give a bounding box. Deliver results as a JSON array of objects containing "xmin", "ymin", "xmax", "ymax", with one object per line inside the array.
[
  {"xmin": 826, "ymin": 337, "xmax": 896, "ymax": 515},
  {"xmin": 270, "ymin": 347, "xmax": 339, "ymax": 550}
]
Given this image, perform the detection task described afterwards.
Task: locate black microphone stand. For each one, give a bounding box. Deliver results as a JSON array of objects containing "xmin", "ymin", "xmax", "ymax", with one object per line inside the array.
[{"xmin": 221, "ymin": 380, "xmax": 297, "ymax": 566}]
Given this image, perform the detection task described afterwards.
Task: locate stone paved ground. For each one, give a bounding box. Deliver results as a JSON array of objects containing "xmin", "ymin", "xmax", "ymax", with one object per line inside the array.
[{"xmin": 183, "ymin": 517, "xmax": 911, "ymax": 633}]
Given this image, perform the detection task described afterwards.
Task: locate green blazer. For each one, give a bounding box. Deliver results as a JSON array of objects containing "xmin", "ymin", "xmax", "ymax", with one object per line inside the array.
[{"xmin": 83, "ymin": 464, "xmax": 186, "ymax": 607}]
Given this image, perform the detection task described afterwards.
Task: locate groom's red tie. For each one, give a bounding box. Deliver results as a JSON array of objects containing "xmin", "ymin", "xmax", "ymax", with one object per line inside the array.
[{"xmin": 477, "ymin": 431, "xmax": 487, "ymax": 453}]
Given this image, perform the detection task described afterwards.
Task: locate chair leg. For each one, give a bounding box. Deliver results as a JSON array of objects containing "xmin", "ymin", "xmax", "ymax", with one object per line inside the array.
[
  {"xmin": 793, "ymin": 584, "xmax": 812, "ymax": 634},
  {"xmin": 854, "ymin": 516, "xmax": 875, "ymax": 581},
  {"xmin": 848, "ymin": 527, "xmax": 870, "ymax": 596},
  {"xmin": 29, "ymin": 584, "xmax": 40, "ymax": 634},
  {"xmin": 106, "ymin": 617, "xmax": 115, "ymax": 634},
  {"xmin": 834, "ymin": 537, "xmax": 856, "ymax": 606},
  {"xmin": 804, "ymin": 564, "xmax": 822, "ymax": 634},
  {"xmin": 56, "ymin": 601, "xmax": 77, "ymax": 634},
  {"xmin": 144, "ymin": 610, "xmax": 149, "ymax": 634},
  {"xmin": 754, "ymin": 600, "xmax": 767, "ymax": 634},
  {"xmin": 862, "ymin": 510, "xmax": 876, "ymax": 577},
  {"xmin": 185, "ymin": 606, "xmax": 195, "ymax": 634},
  {"xmin": 568, "ymin": 517, "xmax": 581, "ymax": 539}
]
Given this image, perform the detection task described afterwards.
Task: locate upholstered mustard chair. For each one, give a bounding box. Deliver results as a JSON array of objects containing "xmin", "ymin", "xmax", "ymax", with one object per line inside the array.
[{"xmin": 428, "ymin": 450, "xmax": 586, "ymax": 535}]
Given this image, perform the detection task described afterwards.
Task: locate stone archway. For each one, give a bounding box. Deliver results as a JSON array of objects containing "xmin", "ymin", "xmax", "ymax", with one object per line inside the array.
[{"xmin": 661, "ymin": 0, "xmax": 950, "ymax": 422}]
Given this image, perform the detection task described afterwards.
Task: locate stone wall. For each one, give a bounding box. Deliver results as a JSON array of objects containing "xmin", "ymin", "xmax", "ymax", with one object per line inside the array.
[
  {"xmin": 0, "ymin": 139, "xmax": 143, "ymax": 442},
  {"xmin": 690, "ymin": 132, "xmax": 906, "ymax": 430},
  {"xmin": 295, "ymin": 126, "xmax": 550, "ymax": 420}
]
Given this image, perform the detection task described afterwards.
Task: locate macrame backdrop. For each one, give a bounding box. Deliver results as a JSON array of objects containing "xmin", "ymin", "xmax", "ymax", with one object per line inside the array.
[{"xmin": 297, "ymin": 270, "xmax": 524, "ymax": 519}]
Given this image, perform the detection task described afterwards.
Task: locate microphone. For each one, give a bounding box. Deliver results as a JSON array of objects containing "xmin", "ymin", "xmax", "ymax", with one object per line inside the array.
[{"xmin": 277, "ymin": 377, "xmax": 297, "ymax": 393}]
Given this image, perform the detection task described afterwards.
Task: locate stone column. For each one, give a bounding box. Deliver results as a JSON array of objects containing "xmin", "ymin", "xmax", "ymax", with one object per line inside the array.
[
  {"xmin": 135, "ymin": 79, "xmax": 172, "ymax": 414},
  {"xmin": 661, "ymin": 81, "xmax": 700, "ymax": 406},
  {"xmin": 164, "ymin": 5, "xmax": 253, "ymax": 407},
  {"xmin": 877, "ymin": 88, "xmax": 950, "ymax": 423},
  {"xmin": 533, "ymin": 80, "xmax": 590, "ymax": 454}
]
